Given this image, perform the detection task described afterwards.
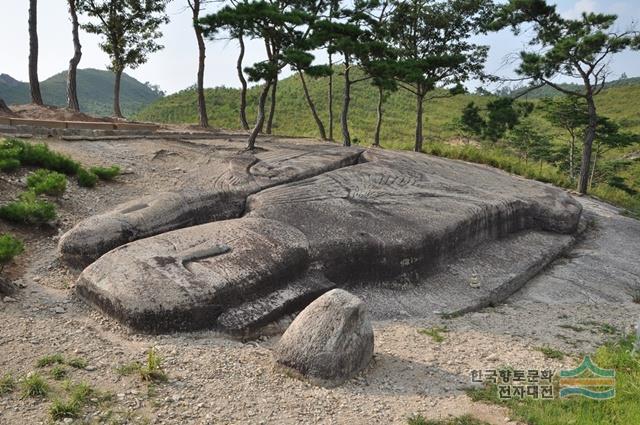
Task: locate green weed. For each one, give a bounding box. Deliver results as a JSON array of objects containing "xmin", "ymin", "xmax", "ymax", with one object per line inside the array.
[{"xmin": 418, "ymin": 326, "xmax": 449, "ymax": 343}]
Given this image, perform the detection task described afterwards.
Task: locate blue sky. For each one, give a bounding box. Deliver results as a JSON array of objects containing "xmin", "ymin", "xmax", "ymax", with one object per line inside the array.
[{"xmin": 0, "ymin": 0, "xmax": 638, "ymax": 94}]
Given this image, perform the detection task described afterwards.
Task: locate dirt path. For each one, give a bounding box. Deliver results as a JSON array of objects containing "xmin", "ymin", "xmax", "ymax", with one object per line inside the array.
[{"xmin": 1, "ymin": 136, "xmax": 638, "ymax": 424}]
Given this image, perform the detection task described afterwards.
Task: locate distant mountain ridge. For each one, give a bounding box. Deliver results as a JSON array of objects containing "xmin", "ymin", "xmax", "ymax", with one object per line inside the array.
[{"xmin": 0, "ymin": 68, "xmax": 163, "ymax": 117}]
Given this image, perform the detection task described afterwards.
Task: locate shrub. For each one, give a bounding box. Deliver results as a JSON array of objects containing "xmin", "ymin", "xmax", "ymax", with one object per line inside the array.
[
  {"xmin": 77, "ymin": 168, "xmax": 98, "ymax": 188},
  {"xmin": 90, "ymin": 165, "xmax": 120, "ymax": 181},
  {"xmin": 19, "ymin": 143, "xmax": 80, "ymax": 175},
  {"xmin": 27, "ymin": 169, "xmax": 67, "ymax": 196},
  {"xmin": 0, "ymin": 158, "xmax": 20, "ymax": 171},
  {"xmin": 0, "ymin": 191, "xmax": 56, "ymax": 224},
  {"xmin": 0, "ymin": 234, "xmax": 24, "ymax": 270}
]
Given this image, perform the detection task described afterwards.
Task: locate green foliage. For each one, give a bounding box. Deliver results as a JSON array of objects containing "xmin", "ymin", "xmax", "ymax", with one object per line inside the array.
[
  {"xmin": 0, "ymin": 374, "xmax": 15, "ymax": 395},
  {"xmin": 418, "ymin": 326, "xmax": 449, "ymax": 343},
  {"xmin": 22, "ymin": 373, "xmax": 49, "ymax": 398},
  {"xmin": 50, "ymin": 366, "xmax": 68, "ymax": 381},
  {"xmin": 67, "ymin": 357, "xmax": 88, "ymax": 369},
  {"xmin": 0, "ymin": 233, "xmax": 24, "ymax": 269},
  {"xmin": 77, "ymin": 168, "xmax": 98, "ymax": 188},
  {"xmin": 0, "ymin": 158, "xmax": 21, "ymax": 171},
  {"xmin": 37, "ymin": 354, "xmax": 65, "ymax": 368},
  {"xmin": 0, "ymin": 191, "xmax": 56, "ymax": 224},
  {"xmin": 140, "ymin": 347, "xmax": 167, "ymax": 382},
  {"xmin": 117, "ymin": 347, "xmax": 167, "ymax": 382},
  {"xmin": 18, "ymin": 142, "xmax": 80, "ymax": 175},
  {"xmin": 49, "ymin": 398, "xmax": 80, "ymax": 420},
  {"xmin": 26, "ymin": 169, "xmax": 67, "ymax": 196},
  {"xmin": 89, "ymin": 165, "xmax": 120, "ymax": 181},
  {"xmin": 79, "ymin": 1, "xmax": 170, "ymax": 76}
]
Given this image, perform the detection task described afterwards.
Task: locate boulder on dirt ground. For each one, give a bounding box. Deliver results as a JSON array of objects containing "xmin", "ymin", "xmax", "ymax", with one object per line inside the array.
[{"xmin": 274, "ymin": 289, "xmax": 374, "ymax": 387}]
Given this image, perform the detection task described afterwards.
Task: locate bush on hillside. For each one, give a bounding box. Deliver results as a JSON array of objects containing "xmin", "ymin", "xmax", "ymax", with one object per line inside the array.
[
  {"xmin": 0, "ymin": 158, "xmax": 21, "ymax": 172},
  {"xmin": 0, "ymin": 234, "xmax": 24, "ymax": 270},
  {"xmin": 89, "ymin": 165, "xmax": 120, "ymax": 181},
  {"xmin": 0, "ymin": 191, "xmax": 56, "ymax": 224},
  {"xmin": 26, "ymin": 169, "xmax": 67, "ymax": 196},
  {"xmin": 77, "ymin": 168, "xmax": 98, "ymax": 188}
]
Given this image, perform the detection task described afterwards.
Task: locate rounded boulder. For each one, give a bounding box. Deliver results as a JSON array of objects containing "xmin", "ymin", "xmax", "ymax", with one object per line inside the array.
[{"xmin": 274, "ymin": 289, "xmax": 374, "ymax": 387}]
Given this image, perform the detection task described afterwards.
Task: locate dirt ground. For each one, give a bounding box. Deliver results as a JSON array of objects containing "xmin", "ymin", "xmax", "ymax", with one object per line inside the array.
[
  {"xmin": 1, "ymin": 135, "xmax": 638, "ymax": 425},
  {"xmin": 6, "ymin": 104, "xmax": 118, "ymax": 123}
]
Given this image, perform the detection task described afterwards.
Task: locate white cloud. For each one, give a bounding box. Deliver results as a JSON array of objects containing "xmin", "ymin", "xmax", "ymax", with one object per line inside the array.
[{"xmin": 562, "ymin": 0, "xmax": 598, "ymax": 19}]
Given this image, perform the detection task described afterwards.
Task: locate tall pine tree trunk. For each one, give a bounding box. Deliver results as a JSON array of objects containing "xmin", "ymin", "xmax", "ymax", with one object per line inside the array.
[
  {"xmin": 266, "ymin": 76, "xmax": 277, "ymax": 134},
  {"xmin": 247, "ymin": 80, "xmax": 272, "ymax": 150},
  {"xmin": 191, "ymin": 0, "xmax": 209, "ymax": 128},
  {"xmin": 578, "ymin": 95, "xmax": 597, "ymax": 194},
  {"xmin": 28, "ymin": 0, "xmax": 43, "ymax": 105},
  {"xmin": 328, "ymin": 52, "xmax": 334, "ymax": 141},
  {"xmin": 373, "ymin": 86, "xmax": 384, "ymax": 147},
  {"xmin": 569, "ymin": 133, "xmax": 575, "ymax": 181},
  {"xmin": 113, "ymin": 68, "xmax": 124, "ymax": 118},
  {"xmin": 66, "ymin": 0, "xmax": 82, "ymax": 111},
  {"xmin": 299, "ymin": 71, "xmax": 327, "ymax": 140},
  {"xmin": 414, "ymin": 93, "xmax": 425, "ymax": 152},
  {"xmin": 237, "ymin": 33, "xmax": 249, "ymax": 130},
  {"xmin": 341, "ymin": 61, "xmax": 351, "ymax": 147},
  {"xmin": 589, "ymin": 144, "xmax": 600, "ymax": 190}
]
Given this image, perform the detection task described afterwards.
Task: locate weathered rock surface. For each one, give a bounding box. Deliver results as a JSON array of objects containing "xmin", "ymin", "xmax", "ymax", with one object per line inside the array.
[
  {"xmin": 59, "ymin": 144, "xmax": 363, "ymax": 266},
  {"xmin": 274, "ymin": 289, "xmax": 374, "ymax": 387},
  {"xmin": 72, "ymin": 142, "xmax": 583, "ymax": 334}
]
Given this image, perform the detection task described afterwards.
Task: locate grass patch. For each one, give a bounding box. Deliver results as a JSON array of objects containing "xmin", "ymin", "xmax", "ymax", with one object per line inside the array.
[
  {"xmin": 467, "ymin": 334, "xmax": 640, "ymax": 425},
  {"xmin": 67, "ymin": 357, "xmax": 88, "ymax": 369},
  {"xmin": 22, "ymin": 372, "xmax": 49, "ymax": 397},
  {"xmin": 49, "ymin": 398, "xmax": 80, "ymax": 420},
  {"xmin": 407, "ymin": 414, "xmax": 490, "ymax": 425},
  {"xmin": 49, "ymin": 382, "xmax": 94, "ymax": 421},
  {"xmin": 37, "ymin": 354, "xmax": 65, "ymax": 368},
  {"xmin": 77, "ymin": 167, "xmax": 98, "ymax": 188},
  {"xmin": 632, "ymin": 289, "xmax": 640, "ymax": 304},
  {"xmin": 418, "ymin": 326, "xmax": 449, "ymax": 343},
  {"xmin": 536, "ymin": 346, "xmax": 566, "ymax": 360},
  {"xmin": 117, "ymin": 348, "xmax": 167, "ymax": 382},
  {"xmin": 90, "ymin": 165, "xmax": 120, "ymax": 181},
  {"xmin": 0, "ymin": 374, "xmax": 15, "ymax": 395},
  {"xmin": 50, "ymin": 365, "xmax": 67, "ymax": 380},
  {"xmin": 140, "ymin": 348, "xmax": 167, "ymax": 382},
  {"xmin": 26, "ymin": 169, "xmax": 67, "ymax": 196},
  {"xmin": 0, "ymin": 190, "xmax": 56, "ymax": 224}
]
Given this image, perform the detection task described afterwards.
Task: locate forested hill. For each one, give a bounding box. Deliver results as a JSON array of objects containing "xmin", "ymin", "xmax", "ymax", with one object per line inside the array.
[
  {"xmin": 0, "ymin": 69, "xmax": 163, "ymax": 117},
  {"xmin": 498, "ymin": 76, "xmax": 640, "ymax": 99},
  {"xmin": 135, "ymin": 71, "xmax": 640, "ymax": 149}
]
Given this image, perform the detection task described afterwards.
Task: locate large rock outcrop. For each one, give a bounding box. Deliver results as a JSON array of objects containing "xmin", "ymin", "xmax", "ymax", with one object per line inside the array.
[
  {"xmin": 274, "ymin": 289, "xmax": 374, "ymax": 387},
  {"xmin": 70, "ymin": 142, "xmax": 583, "ymax": 334}
]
